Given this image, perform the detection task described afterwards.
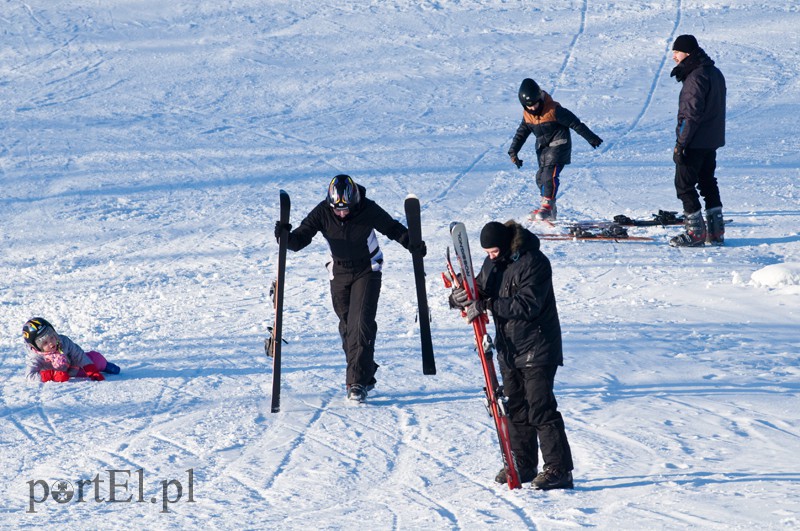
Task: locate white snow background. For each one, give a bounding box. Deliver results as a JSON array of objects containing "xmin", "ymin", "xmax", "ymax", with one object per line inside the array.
[{"xmin": 2, "ymin": 1, "xmax": 799, "ymax": 529}]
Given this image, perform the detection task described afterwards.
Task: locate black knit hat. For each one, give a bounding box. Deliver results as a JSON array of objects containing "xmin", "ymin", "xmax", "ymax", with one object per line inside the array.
[
  {"xmin": 672, "ymin": 34, "xmax": 699, "ymax": 54},
  {"xmin": 480, "ymin": 222, "xmax": 512, "ymax": 252}
]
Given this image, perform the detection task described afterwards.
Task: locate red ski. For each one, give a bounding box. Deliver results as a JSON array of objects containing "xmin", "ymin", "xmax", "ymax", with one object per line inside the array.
[{"xmin": 444, "ymin": 222, "xmax": 521, "ymax": 490}]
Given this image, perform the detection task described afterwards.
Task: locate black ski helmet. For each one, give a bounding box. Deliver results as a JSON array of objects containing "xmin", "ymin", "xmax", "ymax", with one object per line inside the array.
[
  {"xmin": 518, "ymin": 78, "xmax": 543, "ymax": 108},
  {"xmin": 23, "ymin": 317, "xmax": 55, "ymax": 351},
  {"xmin": 327, "ymin": 174, "xmax": 361, "ymax": 211}
]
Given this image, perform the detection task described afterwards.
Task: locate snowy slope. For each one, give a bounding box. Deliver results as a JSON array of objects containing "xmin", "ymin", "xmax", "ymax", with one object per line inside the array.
[{"xmin": 2, "ymin": 1, "xmax": 799, "ymax": 529}]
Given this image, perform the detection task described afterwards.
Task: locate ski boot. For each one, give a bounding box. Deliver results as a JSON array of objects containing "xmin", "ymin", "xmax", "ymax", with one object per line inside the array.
[
  {"xmin": 346, "ymin": 383, "xmax": 368, "ymax": 403},
  {"xmin": 669, "ymin": 210, "xmax": 706, "ymax": 247},
  {"xmin": 705, "ymin": 206, "xmax": 724, "ymax": 246},
  {"xmin": 532, "ymin": 197, "xmax": 557, "ymax": 222}
]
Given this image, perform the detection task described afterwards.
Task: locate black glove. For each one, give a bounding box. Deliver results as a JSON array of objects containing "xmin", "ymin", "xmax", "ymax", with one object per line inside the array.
[
  {"xmin": 449, "ymin": 285, "xmax": 469, "ymax": 309},
  {"xmin": 274, "ymin": 221, "xmax": 292, "ymax": 242},
  {"xmin": 465, "ymin": 299, "xmax": 490, "ymax": 323},
  {"xmin": 673, "ymin": 144, "xmax": 686, "ymax": 165},
  {"xmin": 510, "ymin": 154, "xmax": 523, "ymax": 168},
  {"xmin": 409, "ymin": 240, "xmax": 427, "ymax": 257},
  {"xmin": 589, "ymin": 136, "xmax": 603, "ymax": 149}
]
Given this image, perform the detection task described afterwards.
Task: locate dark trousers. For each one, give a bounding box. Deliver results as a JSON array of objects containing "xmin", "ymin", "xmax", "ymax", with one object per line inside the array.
[
  {"xmin": 501, "ymin": 364, "xmax": 573, "ymax": 472},
  {"xmin": 675, "ymin": 148, "xmax": 722, "ymax": 213},
  {"xmin": 535, "ymin": 164, "xmax": 563, "ymax": 200},
  {"xmin": 330, "ymin": 268, "xmax": 381, "ymax": 387}
]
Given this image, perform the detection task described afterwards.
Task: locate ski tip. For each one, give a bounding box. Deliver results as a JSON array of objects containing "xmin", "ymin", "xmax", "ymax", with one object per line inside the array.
[
  {"xmin": 405, "ymin": 193, "xmax": 419, "ymax": 200},
  {"xmin": 449, "ymin": 221, "xmax": 461, "ymax": 232}
]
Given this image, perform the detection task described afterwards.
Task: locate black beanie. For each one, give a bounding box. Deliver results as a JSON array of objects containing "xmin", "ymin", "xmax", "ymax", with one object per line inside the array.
[
  {"xmin": 480, "ymin": 222, "xmax": 512, "ymax": 252},
  {"xmin": 672, "ymin": 34, "xmax": 699, "ymax": 54}
]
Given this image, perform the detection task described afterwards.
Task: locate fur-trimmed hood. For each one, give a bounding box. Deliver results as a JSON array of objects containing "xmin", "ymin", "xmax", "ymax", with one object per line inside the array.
[{"xmin": 502, "ymin": 220, "xmax": 540, "ymax": 257}]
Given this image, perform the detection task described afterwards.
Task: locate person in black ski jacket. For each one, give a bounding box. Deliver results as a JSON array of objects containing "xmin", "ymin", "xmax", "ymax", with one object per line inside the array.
[
  {"xmin": 274, "ymin": 175, "xmax": 426, "ymax": 402},
  {"xmin": 449, "ymin": 220, "xmax": 573, "ymax": 490},
  {"xmin": 509, "ymin": 78, "xmax": 603, "ymax": 221},
  {"xmin": 668, "ymin": 34, "xmax": 727, "ymax": 247}
]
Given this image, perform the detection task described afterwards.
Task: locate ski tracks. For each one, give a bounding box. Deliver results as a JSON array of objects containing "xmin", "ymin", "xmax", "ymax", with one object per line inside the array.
[{"xmin": 222, "ymin": 387, "xmax": 539, "ymax": 528}]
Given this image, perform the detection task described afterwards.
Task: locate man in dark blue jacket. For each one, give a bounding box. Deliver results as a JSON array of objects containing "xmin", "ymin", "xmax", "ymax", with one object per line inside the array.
[
  {"xmin": 451, "ymin": 221, "xmax": 574, "ymax": 490},
  {"xmin": 275, "ymin": 175, "xmax": 425, "ymax": 402},
  {"xmin": 669, "ymin": 35, "xmax": 727, "ymax": 247}
]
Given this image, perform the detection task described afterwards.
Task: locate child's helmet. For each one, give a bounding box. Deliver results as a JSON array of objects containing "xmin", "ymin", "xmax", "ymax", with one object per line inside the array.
[
  {"xmin": 23, "ymin": 317, "xmax": 55, "ymax": 351},
  {"xmin": 518, "ymin": 78, "xmax": 543, "ymax": 108},
  {"xmin": 327, "ymin": 174, "xmax": 361, "ymax": 211}
]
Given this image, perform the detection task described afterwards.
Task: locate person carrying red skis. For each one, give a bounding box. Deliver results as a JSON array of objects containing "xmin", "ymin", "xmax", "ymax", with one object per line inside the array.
[{"xmin": 450, "ymin": 221, "xmax": 574, "ymax": 490}]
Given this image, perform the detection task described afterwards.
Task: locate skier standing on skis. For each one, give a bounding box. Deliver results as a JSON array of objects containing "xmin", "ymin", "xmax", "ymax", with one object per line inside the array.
[
  {"xmin": 449, "ymin": 221, "xmax": 574, "ymax": 490},
  {"xmin": 23, "ymin": 317, "xmax": 121, "ymax": 383},
  {"xmin": 668, "ymin": 34, "xmax": 727, "ymax": 247},
  {"xmin": 508, "ymin": 78, "xmax": 603, "ymax": 221},
  {"xmin": 274, "ymin": 174, "xmax": 426, "ymax": 402}
]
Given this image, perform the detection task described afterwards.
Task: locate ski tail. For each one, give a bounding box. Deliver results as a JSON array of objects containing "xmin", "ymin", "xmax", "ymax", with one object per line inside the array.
[
  {"xmin": 404, "ymin": 194, "xmax": 436, "ymax": 375},
  {"xmin": 270, "ymin": 189, "xmax": 290, "ymax": 413}
]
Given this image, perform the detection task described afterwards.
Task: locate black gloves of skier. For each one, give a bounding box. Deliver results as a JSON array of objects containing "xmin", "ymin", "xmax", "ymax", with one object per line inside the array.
[
  {"xmin": 274, "ymin": 221, "xmax": 292, "ymax": 243},
  {"xmin": 465, "ymin": 299, "xmax": 490, "ymax": 323},
  {"xmin": 673, "ymin": 143, "xmax": 686, "ymax": 165},
  {"xmin": 589, "ymin": 135, "xmax": 603, "ymax": 149},
  {"xmin": 510, "ymin": 154, "xmax": 523, "ymax": 168},
  {"xmin": 409, "ymin": 240, "xmax": 427, "ymax": 257},
  {"xmin": 449, "ymin": 285, "xmax": 469, "ymax": 309}
]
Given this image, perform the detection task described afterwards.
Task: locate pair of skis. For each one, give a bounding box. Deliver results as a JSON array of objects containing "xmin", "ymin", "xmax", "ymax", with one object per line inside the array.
[
  {"xmin": 443, "ymin": 222, "xmax": 522, "ymax": 490},
  {"xmin": 267, "ymin": 191, "xmax": 436, "ymax": 413},
  {"xmin": 533, "ymin": 210, "xmax": 689, "ymax": 242}
]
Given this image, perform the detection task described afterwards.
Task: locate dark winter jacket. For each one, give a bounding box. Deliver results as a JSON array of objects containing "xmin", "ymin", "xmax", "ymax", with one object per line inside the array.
[
  {"xmin": 286, "ymin": 185, "xmax": 410, "ymax": 279},
  {"xmin": 671, "ymin": 47, "xmax": 726, "ymax": 150},
  {"xmin": 476, "ymin": 222, "xmax": 563, "ymax": 369},
  {"xmin": 508, "ymin": 92, "xmax": 601, "ymax": 167}
]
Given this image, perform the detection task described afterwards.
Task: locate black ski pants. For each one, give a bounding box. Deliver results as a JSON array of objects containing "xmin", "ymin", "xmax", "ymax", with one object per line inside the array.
[
  {"xmin": 675, "ymin": 148, "xmax": 722, "ymax": 214},
  {"xmin": 500, "ymin": 363, "xmax": 573, "ymax": 472},
  {"xmin": 330, "ymin": 267, "xmax": 381, "ymax": 387}
]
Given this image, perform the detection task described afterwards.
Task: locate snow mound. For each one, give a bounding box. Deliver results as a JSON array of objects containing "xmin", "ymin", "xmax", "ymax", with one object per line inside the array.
[{"xmin": 751, "ymin": 263, "xmax": 800, "ymax": 288}]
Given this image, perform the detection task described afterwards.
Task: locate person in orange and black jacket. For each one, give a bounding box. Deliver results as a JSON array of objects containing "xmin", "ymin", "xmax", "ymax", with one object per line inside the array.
[{"xmin": 508, "ymin": 78, "xmax": 603, "ymax": 222}]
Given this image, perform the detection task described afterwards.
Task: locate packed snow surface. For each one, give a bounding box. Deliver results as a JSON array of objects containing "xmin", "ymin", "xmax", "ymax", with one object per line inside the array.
[{"xmin": 1, "ymin": 1, "xmax": 799, "ymax": 529}]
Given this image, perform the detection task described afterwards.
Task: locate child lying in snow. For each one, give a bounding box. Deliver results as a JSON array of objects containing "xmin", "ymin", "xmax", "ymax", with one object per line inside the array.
[{"xmin": 22, "ymin": 317, "xmax": 121, "ymax": 383}]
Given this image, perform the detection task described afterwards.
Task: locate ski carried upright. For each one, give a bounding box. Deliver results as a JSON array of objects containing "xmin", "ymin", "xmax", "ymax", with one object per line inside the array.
[
  {"xmin": 444, "ymin": 222, "xmax": 521, "ymax": 490},
  {"xmin": 404, "ymin": 194, "xmax": 436, "ymax": 375},
  {"xmin": 268, "ymin": 190, "xmax": 291, "ymax": 413}
]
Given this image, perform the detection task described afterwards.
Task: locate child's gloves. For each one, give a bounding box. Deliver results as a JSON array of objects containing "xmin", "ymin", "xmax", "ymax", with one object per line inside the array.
[
  {"xmin": 40, "ymin": 370, "xmax": 54, "ymax": 383},
  {"xmin": 83, "ymin": 364, "xmax": 105, "ymax": 381},
  {"xmin": 53, "ymin": 371, "xmax": 70, "ymax": 382}
]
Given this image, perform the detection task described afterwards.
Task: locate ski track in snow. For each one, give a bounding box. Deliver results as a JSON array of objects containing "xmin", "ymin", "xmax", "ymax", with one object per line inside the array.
[{"xmin": 2, "ymin": 1, "xmax": 800, "ymax": 529}]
